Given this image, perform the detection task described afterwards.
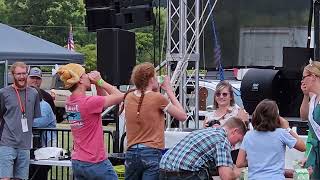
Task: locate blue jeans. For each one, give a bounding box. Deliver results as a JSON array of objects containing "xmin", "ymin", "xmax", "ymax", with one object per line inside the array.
[
  {"xmin": 159, "ymin": 169, "xmax": 210, "ymax": 180},
  {"xmin": 72, "ymin": 159, "xmax": 118, "ymax": 180},
  {"xmin": 125, "ymin": 146, "xmax": 162, "ymax": 180}
]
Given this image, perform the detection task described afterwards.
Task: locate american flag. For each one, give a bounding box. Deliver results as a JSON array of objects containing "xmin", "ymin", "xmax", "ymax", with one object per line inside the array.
[
  {"xmin": 209, "ymin": 1, "xmax": 224, "ymax": 81},
  {"xmin": 67, "ymin": 25, "xmax": 75, "ymax": 51}
]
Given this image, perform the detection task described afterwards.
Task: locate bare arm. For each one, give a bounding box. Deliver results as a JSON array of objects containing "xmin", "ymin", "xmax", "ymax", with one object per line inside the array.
[
  {"xmin": 279, "ymin": 117, "xmax": 306, "ymax": 152},
  {"xmin": 88, "ymin": 71, "xmax": 124, "ymax": 108},
  {"xmin": 218, "ymin": 166, "xmax": 240, "ymax": 180},
  {"xmin": 95, "ymin": 85, "xmax": 108, "ymax": 96},
  {"xmin": 300, "ymin": 82, "xmax": 310, "ymax": 121},
  {"xmin": 236, "ymin": 149, "xmax": 248, "ymax": 168},
  {"xmin": 99, "ymin": 81, "xmax": 124, "ymax": 108},
  {"xmin": 161, "ymin": 76, "xmax": 187, "ymax": 121},
  {"xmin": 290, "ymin": 129, "xmax": 306, "ymax": 152}
]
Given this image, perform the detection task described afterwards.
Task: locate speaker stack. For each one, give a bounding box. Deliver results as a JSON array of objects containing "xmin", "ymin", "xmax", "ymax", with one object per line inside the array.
[
  {"xmin": 97, "ymin": 28, "xmax": 136, "ymax": 85},
  {"xmin": 240, "ymin": 47, "xmax": 314, "ymax": 117},
  {"xmin": 83, "ymin": 0, "xmax": 154, "ymax": 85},
  {"xmin": 84, "ymin": 0, "xmax": 154, "ymax": 32}
]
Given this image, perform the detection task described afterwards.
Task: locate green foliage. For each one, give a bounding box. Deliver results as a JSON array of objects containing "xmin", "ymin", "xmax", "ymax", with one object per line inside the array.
[
  {"xmin": 0, "ymin": 0, "xmax": 95, "ymax": 46},
  {"xmin": 136, "ymin": 32, "xmax": 153, "ymax": 63},
  {"xmin": 0, "ymin": 0, "xmax": 8, "ymax": 23},
  {"xmin": 0, "ymin": 1, "xmax": 167, "ymax": 67},
  {"xmin": 134, "ymin": 7, "xmax": 167, "ymax": 64},
  {"xmin": 76, "ymin": 44, "xmax": 97, "ymax": 71}
]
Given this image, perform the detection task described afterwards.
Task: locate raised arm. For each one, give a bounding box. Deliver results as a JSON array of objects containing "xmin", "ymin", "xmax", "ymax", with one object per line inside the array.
[
  {"xmin": 89, "ymin": 71, "xmax": 124, "ymax": 108},
  {"xmin": 160, "ymin": 76, "xmax": 187, "ymax": 121},
  {"xmin": 279, "ymin": 116, "xmax": 306, "ymax": 152},
  {"xmin": 300, "ymin": 82, "xmax": 310, "ymax": 120}
]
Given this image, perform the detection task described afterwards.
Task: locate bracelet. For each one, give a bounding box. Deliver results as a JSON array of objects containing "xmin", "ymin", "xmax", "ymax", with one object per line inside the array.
[{"xmin": 97, "ymin": 79, "xmax": 104, "ymax": 87}]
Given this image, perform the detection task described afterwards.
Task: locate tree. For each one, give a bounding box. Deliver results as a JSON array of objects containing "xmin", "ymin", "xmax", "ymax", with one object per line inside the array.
[
  {"xmin": 76, "ymin": 44, "xmax": 97, "ymax": 71},
  {"xmin": 134, "ymin": 7, "xmax": 167, "ymax": 64},
  {"xmin": 1, "ymin": 0, "xmax": 95, "ymax": 46}
]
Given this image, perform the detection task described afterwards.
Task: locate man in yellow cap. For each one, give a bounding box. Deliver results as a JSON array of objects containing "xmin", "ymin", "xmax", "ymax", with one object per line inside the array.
[{"xmin": 57, "ymin": 63, "xmax": 124, "ymax": 180}]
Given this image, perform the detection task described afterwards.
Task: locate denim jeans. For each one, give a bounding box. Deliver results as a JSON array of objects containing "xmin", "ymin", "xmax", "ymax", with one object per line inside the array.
[
  {"xmin": 159, "ymin": 169, "xmax": 210, "ymax": 180},
  {"xmin": 0, "ymin": 146, "xmax": 30, "ymax": 180},
  {"xmin": 72, "ymin": 159, "xmax": 118, "ymax": 180},
  {"xmin": 125, "ymin": 146, "xmax": 162, "ymax": 180}
]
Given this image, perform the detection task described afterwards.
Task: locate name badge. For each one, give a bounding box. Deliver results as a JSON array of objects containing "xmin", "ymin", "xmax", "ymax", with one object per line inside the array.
[{"xmin": 21, "ymin": 114, "xmax": 28, "ymax": 132}]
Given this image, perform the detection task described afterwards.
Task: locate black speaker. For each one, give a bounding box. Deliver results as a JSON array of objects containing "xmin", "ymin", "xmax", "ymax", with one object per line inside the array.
[
  {"xmin": 85, "ymin": 7, "xmax": 118, "ymax": 32},
  {"xmin": 241, "ymin": 68, "xmax": 303, "ymax": 117},
  {"xmin": 283, "ymin": 47, "xmax": 314, "ymax": 70},
  {"xmin": 84, "ymin": 0, "xmax": 113, "ymax": 8},
  {"xmin": 116, "ymin": 5, "xmax": 153, "ymax": 30},
  {"xmin": 240, "ymin": 69, "xmax": 281, "ymax": 114},
  {"xmin": 278, "ymin": 69, "xmax": 303, "ymax": 117},
  {"xmin": 120, "ymin": 0, "xmax": 153, "ymax": 7},
  {"xmin": 97, "ymin": 28, "xmax": 136, "ymax": 85}
]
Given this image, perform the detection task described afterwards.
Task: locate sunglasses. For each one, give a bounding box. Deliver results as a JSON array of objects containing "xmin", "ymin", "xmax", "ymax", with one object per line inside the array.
[{"xmin": 215, "ymin": 92, "xmax": 229, "ymax": 97}]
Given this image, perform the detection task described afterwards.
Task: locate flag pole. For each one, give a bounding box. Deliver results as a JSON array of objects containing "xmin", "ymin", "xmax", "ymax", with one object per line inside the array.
[{"xmin": 209, "ymin": 0, "xmax": 224, "ymax": 81}]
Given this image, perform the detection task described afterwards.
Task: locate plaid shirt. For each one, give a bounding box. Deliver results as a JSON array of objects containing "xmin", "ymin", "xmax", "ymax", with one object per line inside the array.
[{"xmin": 160, "ymin": 128, "xmax": 233, "ymax": 171}]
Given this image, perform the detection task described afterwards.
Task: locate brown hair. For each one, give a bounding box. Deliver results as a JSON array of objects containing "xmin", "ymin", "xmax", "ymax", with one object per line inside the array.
[
  {"xmin": 10, "ymin": 62, "xmax": 28, "ymax": 75},
  {"xmin": 213, "ymin": 81, "xmax": 235, "ymax": 108},
  {"xmin": 252, "ymin": 99, "xmax": 280, "ymax": 132},
  {"xmin": 130, "ymin": 62, "xmax": 155, "ymax": 120},
  {"xmin": 119, "ymin": 88, "xmax": 136, "ymax": 115},
  {"xmin": 223, "ymin": 117, "xmax": 247, "ymax": 135},
  {"xmin": 304, "ymin": 60, "xmax": 320, "ymax": 76}
]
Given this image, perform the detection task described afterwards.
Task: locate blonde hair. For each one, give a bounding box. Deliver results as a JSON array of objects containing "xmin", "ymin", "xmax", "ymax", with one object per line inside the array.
[
  {"xmin": 10, "ymin": 62, "xmax": 28, "ymax": 75},
  {"xmin": 223, "ymin": 117, "xmax": 247, "ymax": 135},
  {"xmin": 130, "ymin": 62, "xmax": 155, "ymax": 120},
  {"xmin": 304, "ymin": 60, "xmax": 320, "ymax": 76}
]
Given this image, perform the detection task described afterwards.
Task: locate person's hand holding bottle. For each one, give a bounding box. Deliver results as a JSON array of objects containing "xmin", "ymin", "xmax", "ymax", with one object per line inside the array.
[{"xmin": 160, "ymin": 76, "xmax": 172, "ymax": 93}]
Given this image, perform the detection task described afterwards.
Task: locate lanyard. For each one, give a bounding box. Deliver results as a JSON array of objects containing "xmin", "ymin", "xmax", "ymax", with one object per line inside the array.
[{"xmin": 13, "ymin": 86, "xmax": 27, "ymax": 114}]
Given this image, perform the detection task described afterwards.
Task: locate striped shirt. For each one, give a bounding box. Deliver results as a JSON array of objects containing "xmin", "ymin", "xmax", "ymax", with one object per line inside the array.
[{"xmin": 160, "ymin": 128, "xmax": 233, "ymax": 171}]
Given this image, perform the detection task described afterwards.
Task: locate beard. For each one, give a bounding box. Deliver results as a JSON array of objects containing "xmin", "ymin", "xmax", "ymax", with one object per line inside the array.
[{"xmin": 14, "ymin": 78, "xmax": 27, "ymax": 89}]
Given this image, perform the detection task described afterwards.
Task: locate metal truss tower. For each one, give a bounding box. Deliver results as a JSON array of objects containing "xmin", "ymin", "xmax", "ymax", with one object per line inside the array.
[{"xmin": 165, "ymin": 0, "xmax": 217, "ymax": 129}]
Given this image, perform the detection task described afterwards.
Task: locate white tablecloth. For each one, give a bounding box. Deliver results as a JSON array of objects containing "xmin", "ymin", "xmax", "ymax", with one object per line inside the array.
[
  {"xmin": 30, "ymin": 159, "xmax": 72, "ymax": 167},
  {"xmin": 164, "ymin": 130, "xmax": 191, "ymax": 148}
]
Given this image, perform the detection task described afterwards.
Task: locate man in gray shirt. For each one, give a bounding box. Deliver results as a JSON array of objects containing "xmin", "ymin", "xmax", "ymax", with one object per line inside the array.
[{"xmin": 0, "ymin": 62, "xmax": 41, "ymax": 180}]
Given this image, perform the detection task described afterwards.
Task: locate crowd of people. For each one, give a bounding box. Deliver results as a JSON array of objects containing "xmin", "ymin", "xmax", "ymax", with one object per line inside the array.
[{"xmin": 0, "ymin": 61, "xmax": 318, "ymax": 180}]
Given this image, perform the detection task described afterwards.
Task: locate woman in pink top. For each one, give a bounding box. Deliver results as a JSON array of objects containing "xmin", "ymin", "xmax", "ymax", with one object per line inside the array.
[
  {"xmin": 57, "ymin": 63, "xmax": 124, "ymax": 180},
  {"xmin": 122, "ymin": 62, "xmax": 187, "ymax": 180}
]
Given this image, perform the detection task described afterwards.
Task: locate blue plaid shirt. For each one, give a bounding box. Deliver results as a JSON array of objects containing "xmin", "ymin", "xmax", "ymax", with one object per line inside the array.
[{"xmin": 160, "ymin": 128, "xmax": 233, "ymax": 171}]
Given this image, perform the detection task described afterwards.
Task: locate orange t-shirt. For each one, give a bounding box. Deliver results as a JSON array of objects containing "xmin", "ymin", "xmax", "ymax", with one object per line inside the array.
[{"xmin": 125, "ymin": 91, "xmax": 169, "ymax": 149}]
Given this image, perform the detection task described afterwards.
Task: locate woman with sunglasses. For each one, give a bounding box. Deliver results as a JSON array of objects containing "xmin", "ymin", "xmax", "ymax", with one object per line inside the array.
[
  {"xmin": 203, "ymin": 81, "xmax": 249, "ymax": 164},
  {"xmin": 299, "ymin": 60, "xmax": 320, "ymax": 179},
  {"xmin": 203, "ymin": 81, "xmax": 249, "ymax": 128}
]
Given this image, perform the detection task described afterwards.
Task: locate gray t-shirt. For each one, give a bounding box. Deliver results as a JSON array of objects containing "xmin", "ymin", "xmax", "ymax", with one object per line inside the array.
[
  {"xmin": 240, "ymin": 128, "xmax": 297, "ymax": 180},
  {"xmin": 0, "ymin": 86, "xmax": 41, "ymax": 149}
]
